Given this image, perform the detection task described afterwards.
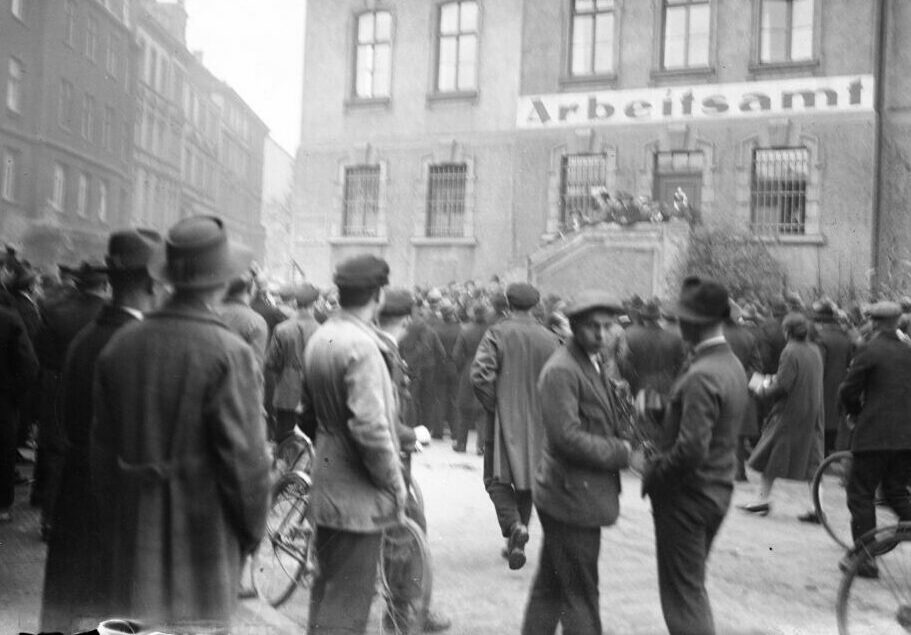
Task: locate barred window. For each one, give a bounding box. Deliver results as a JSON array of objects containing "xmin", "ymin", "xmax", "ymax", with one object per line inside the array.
[
  {"xmin": 750, "ymin": 148, "xmax": 808, "ymax": 236},
  {"xmin": 343, "ymin": 165, "xmax": 380, "ymax": 237},
  {"xmin": 354, "ymin": 11, "xmax": 392, "ymax": 99},
  {"xmin": 426, "ymin": 163, "xmax": 467, "ymax": 238},
  {"xmin": 437, "ymin": 1, "xmax": 478, "ymax": 92},
  {"xmin": 760, "ymin": 0, "xmax": 813, "ymax": 63},
  {"xmin": 570, "ymin": 0, "xmax": 615, "ymax": 76},
  {"xmin": 662, "ymin": 0, "xmax": 710, "ymax": 69},
  {"xmin": 560, "ymin": 153, "xmax": 608, "ymax": 229}
]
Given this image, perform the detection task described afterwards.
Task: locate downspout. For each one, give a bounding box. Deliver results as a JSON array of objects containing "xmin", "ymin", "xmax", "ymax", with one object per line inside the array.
[{"xmin": 871, "ymin": 0, "xmax": 888, "ymax": 292}]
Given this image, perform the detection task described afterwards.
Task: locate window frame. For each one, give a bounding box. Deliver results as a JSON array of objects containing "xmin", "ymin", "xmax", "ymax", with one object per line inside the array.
[
  {"xmin": 751, "ymin": 0, "xmax": 820, "ymax": 70},
  {"xmin": 559, "ymin": 152, "xmax": 610, "ymax": 231},
  {"xmin": 52, "ymin": 163, "xmax": 67, "ymax": 212},
  {"xmin": 432, "ymin": 0, "xmax": 480, "ymax": 97},
  {"xmin": 58, "ymin": 79, "xmax": 74, "ymax": 130},
  {"xmin": 76, "ymin": 172, "xmax": 89, "ymax": 217},
  {"xmin": 85, "ymin": 15, "xmax": 98, "ymax": 63},
  {"xmin": 425, "ymin": 162, "xmax": 469, "ymax": 239},
  {"xmin": 6, "ymin": 57, "xmax": 24, "ymax": 114},
  {"xmin": 81, "ymin": 93, "xmax": 95, "ymax": 142},
  {"xmin": 342, "ymin": 164, "xmax": 382, "ymax": 237},
  {"xmin": 97, "ymin": 179, "xmax": 108, "ymax": 222},
  {"xmin": 658, "ymin": 0, "xmax": 712, "ymax": 71},
  {"xmin": 106, "ymin": 32, "xmax": 120, "ymax": 78},
  {"xmin": 749, "ymin": 146, "xmax": 810, "ymax": 237},
  {"xmin": 351, "ymin": 9, "xmax": 394, "ymax": 102},
  {"xmin": 64, "ymin": 0, "xmax": 77, "ymax": 48},
  {"xmin": 565, "ymin": 0, "xmax": 619, "ymax": 82}
]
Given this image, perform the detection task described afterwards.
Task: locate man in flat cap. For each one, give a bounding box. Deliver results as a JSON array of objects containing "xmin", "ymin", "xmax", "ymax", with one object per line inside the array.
[
  {"xmin": 522, "ymin": 290, "xmax": 632, "ymax": 634},
  {"xmin": 471, "ymin": 281, "xmax": 559, "ymax": 570},
  {"xmin": 41, "ymin": 228, "xmax": 163, "ymax": 633},
  {"xmin": 838, "ymin": 301, "xmax": 911, "ymax": 578},
  {"xmin": 90, "ymin": 216, "xmax": 270, "ymax": 632},
  {"xmin": 302, "ymin": 254, "xmax": 408, "ymax": 633},
  {"xmin": 264, "ymin": 282, "xmax": 321, "ymax": 443},
  {"xmin": 633, "ymin": 276, "xmax": 747, "ymax": 634}
]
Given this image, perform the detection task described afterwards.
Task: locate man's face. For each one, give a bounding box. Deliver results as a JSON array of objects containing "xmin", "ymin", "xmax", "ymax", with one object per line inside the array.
[{"xmin": 573, "ymin": 310, "xmax": 616, "ymax": 354}]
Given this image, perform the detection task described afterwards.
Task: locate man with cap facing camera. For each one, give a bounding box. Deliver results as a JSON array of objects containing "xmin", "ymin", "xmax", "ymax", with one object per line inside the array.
[
  {"xmin": 633, "ymin": 276, "xmax": 747, "ymax": 635},
  {"xmin": 40, "ymin": 228, "xmax": 163, "ymax": 633},
  {"xmin": 90, "ymin": 216, "xmax": 271, "ymax": 632},
  {"xmin": 302, "ymin": 254, "xmax": 408, "ymax": 633},
  {"xmin": 522, "ymin": 290, "xmax": 632, "ymax": 634},
  {"xmin": 264, "ymin": 282, "xmax": 321, "ymax": 443},
  {"xmin": 838, "ymin": 301, "xmax": 911, "ymax": 578},
  {"xmin": 471, "ymin": 282, "xmax": 559, "ymax": 570}
]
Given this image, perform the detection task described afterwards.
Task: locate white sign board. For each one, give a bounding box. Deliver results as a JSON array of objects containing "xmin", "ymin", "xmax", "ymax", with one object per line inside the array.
[{"xmin": 516, "ymin": 75, "xmax": 874, "ymax": 129}]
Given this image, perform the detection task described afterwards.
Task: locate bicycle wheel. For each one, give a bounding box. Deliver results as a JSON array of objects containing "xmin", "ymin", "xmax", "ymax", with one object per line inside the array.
[
  {"xmin": 379, "ymin": 517, "xmax": 433, "ymax": 635},
  {"xmin": 274, "ymin": 431, "xmax": 315, "ymax": 476},
  {"xmin": 251, "ymin": 471, "xmax": 316, "ymax": 607},
  {"xmin": 837, "ymin": 523, "xmax": 911, "ymax": 634}
]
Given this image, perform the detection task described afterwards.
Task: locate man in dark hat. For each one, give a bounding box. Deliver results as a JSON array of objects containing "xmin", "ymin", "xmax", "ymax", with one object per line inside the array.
[
  {"xmin": 634, "ymin": 276, "xmax": 747, "ymax": 635},
  {"xmin": 430, "ymin": 298, "xmax": 461, "ymax": 442},
  {"xmin": 471, "ymin": 281, "xmax": 559, "ymax": 570},
  {"xmin": 399, "ymin": 298, "xmax": 446, "ymax": 435},
  {"xmin": 90, "ymin": 216, "xmax": 271, "ymax": 632},
  {"xmin": 264, "ymin": 282, "xmax": 321, "ymax": 442},
  {"xmin": 838, "ymin": 301, "xmax": 911, "ymax": 579},
  {"xmin": 302, "ymin": 254, "xmax": 407, "ymax": 633},
  {"xmin": 219, "ymin": 271, "xmax": 269, "ymax": 369},
  {"xmin": 522, "ymin": 290, "xmax": 632, "ymax": 634},
  {"xmin": 813, "ymin": 299, "xmax": 853, "ymax": 455},
  {"xmin": 41, "ymin": 228, "xmax": 163, "ymax": 633},
  {"xmin": 618, "ymin": 298, "xmax": 685, "ymax": 399}
]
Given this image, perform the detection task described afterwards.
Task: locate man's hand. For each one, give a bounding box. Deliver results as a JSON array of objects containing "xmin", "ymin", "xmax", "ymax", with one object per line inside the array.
[
  {"xmin": 413, "ymin": 425, "xmax": 431, "ymax": 446},
  {"xmin": 629, "ymin": 447, "xmax": 649, "ymax": 476}
]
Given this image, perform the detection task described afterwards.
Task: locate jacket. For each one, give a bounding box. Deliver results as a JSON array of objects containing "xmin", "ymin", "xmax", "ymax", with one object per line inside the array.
[
  {"xmin": 0, "ymin": 305, "xmax": 38, "ymax": 410},
  {"xmin": 219, "ymin": 298, "xmax": 269, "ymax": 367},
  {"xmin": 533, "ymin": 339, "xmax": 630, "ymax": 527},
  {"xmin": 302, "ymin": 311, "xmax": 407, "ymax": 532},
  {"xmin": 815, "ymin": 321, "xmax": 853, "ymax": 433},
  {"xmin": 618, "ymin": 322, "xmax": 685, "ymax": 396},
  {"xmin": 264, "ymin": 312, "xmax": 320, "ymax": 411}
]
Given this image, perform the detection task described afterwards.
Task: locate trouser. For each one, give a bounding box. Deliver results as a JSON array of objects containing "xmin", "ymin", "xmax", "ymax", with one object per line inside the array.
[
  {"xmin": 847, "ymin": 450, "xmax": 911, "ymax": 543},
  {"xmin": 35, "ymin": 372, "xmax": 65, "ymax": 521},
  {"xmin": 309, "ymin": 526, "xmax": 382, "ymax": 634},
  {"xmin": 0, "ymin": 404, "xmax": 18, "ymax": 509},
  {"xmin": 433, "ymin": 368, "xmax": 457, "ymax": 437},
  {"xmin": 521, "ymin": 509, "xmax": 601, "ymax": 635},
  {"xmin": 274, "ymin": 409, "xmax": 300, "ymax": 444},
  {"xmin": 735, "ymin": 436, "xmax": 752, "ymax": 479},
  {"xmin": 385, "ymin": 490, "xmax": 431, "ymax": 630},
  {"xmin": 411, "ymin": 372, "xmax": 436, "ymax": 432},
  {"xmin": 652, "ymin": 490, "xmax": 727, "ymax": 635},
  {"xmin": 482, "ymin": 418, "xmax": 532, "ymax": 536}
]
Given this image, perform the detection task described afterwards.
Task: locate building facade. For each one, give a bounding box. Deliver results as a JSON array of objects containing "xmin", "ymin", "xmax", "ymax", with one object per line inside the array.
[
  {"xmin": 296, "ymin": 0, "xmax": 909, "ymax": 296},
  {"xmin": 1, "ymin": 0, "xmax": 135, "ymax": 266},
  {"xmin": 260, "ymin": 136, "xmax": 295, "ymax": 281}
]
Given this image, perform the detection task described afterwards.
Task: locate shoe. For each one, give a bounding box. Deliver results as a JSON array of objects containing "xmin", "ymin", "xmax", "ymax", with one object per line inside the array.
[
  {"xmin": 0, "ymin": 509, "xmax": 11, "ymax": 523},
  {"xmin": 797, "ymin": 511, "xmax": 821, "ymax": 524},
  {"xmin": 237, "ymin": 586, "xmax": 257, "ymax": 599},
  {"xmin": 452, "ymin": 443, "xmax": 466, "ymax": 453},
  {"xmin": 422, "ymin": 610, "xmax": 452, "ymax": 632},
  {"xmin": 839, "ymin": 555, "xmax": 879, "ymax": 579},
  {"xmin": 506, "ymin": 523, "xmax": 529, "ymax": 570},
  {"xmin": 738, "ymin": 502, "xmax": 770, "ymax": 516}
]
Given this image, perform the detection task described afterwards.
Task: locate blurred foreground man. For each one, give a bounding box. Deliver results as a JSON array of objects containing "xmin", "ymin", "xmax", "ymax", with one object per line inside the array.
[
  {"xmin": 303, "ymin": 255, "xmax": 407, "ymax": 634},
  {"xmin": 41, "ymin": 229, "xmax": 162, "ymax": 633},
  {"xmin": 471, "ymin": 282, "xmax": 559, "ymax": 570},
  {"xmin": 635, "ymin": 277, "xmax": 747, "ymax": 635},
  {"xmin": 522, "ymin": 291, "xmax": 632, "ymax": 635},
  {"xmin": 90, "ymin": 216, "xmax": 271, "ymax": 632}
]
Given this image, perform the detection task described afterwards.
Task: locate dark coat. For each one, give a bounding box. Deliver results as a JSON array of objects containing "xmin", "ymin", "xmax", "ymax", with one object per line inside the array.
[
  {"xmin": 644, "ymin": 340, "xmax": 748, "ymax": 511},
  {"xmin": 749, "ymin": 340, "xmax": 824, "ymax": 480},
  {"xmin": 724, "ymin": 322, "xmax": 763, "ymax": 437},
  {"xmin": 40, "ymin": 305, "xmax": 137, "ymax": 633},
  {"xmin": 815, "ymin": 321, "xmax": 853, "ymax": 434},
  {"xmin": 618, "ymin": 322, "xmax": 685, "ymax": 396},
  {"xmin": 90, "ymin": 297, "xmax": 271, "ymax": 630},
  {"xmin": 533, "ymin": 339, "xmax": 630, "ymax": 527},
  {"xmin": 453, "ymin": 321, "xmax": 488, "ymax": 417},
  {"xmin": 0, "ymin": 305, "xmax": 38, "ymax": 408},
  {"xmin": 36, "ymin": 291, "xmax": 106, "ymax": 372},
  {"xmin": 839, "ymin": 330, "xmax": 911, "ymax": 452},
  {"xmin": 264, "ymin": 313, "xmax": 320, "ymax": 411},
  {"xmin": 757, "ymin": 316, "xmax": 786, "ymax": 375}
]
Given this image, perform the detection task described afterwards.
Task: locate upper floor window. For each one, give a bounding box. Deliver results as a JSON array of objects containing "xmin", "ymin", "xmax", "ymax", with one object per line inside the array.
[
  {"xmin": 106, "ymin": 33, "xmax": 120, "ymax": 78},
  {"xmin": 759, "ymin": 0, "xmax": 813, "ymax": 63},
  {"xmin": 436, "ymin": 1, "xmax": 478, "ymax": 93},
  {"xmin": 58, "ymin": 79, "xmax": 74, "ymax": 129},
  {"xmin": 102, "ymin": 106, "xmax": 114, "ymax": 151},
  {"xmin": 85, "ymin": 16, "xmax": 98, "ymax": 62},
  {"xmin": 11, "ymin": 0, "xmax": 23, "ymax": 21},
  {"xmin": 343, "ymin": 165, "xmax": 381, "ymax": 236},
  {"xmin": 354, "ymin": 11, "xmax": 392, "ymax": 99},
  {"xmin": 560, "ymin": 153, "xmax": 608, "ymax": 230},
  {"xmin": 661, "ymin": 0, "xmax": 710, "ymax": 69},
  {"xmin": 97, "ymin": 180, "xmax": 108, "ymax": 222},
  {"xmin": 2, "ymin": 150, "xmax": 18, "ymax": 202},
  {"xmin": 82, "ymin": 93, "xmax": 95, "ymax": 141},
  {"xmin": 7, "ymin": 58, "xmax": 23, "ymax": 113},
  {"xmin": 570, "ymin": 0, "xmax": 615, "ymax": 77},
  {"xmin": 52, "ymin": 163, "xmax": 66, "ymax": 211},
  {"xmin": 64, "ymin": 0, "xmax": 77, "ymax": 47},
  {"xmin": 76, "ymin": 172, "xmax": 88, "ymax": 217},
  {"xmin": 750, "ymin": 147, "xmax": 808, "ymax": 235},
  {"xmin": 426, "ymin": 163, "xmax": 467, "ymax": 238}
]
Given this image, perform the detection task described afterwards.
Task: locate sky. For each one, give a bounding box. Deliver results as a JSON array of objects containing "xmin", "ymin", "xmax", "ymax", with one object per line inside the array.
[{"xmin": 184, "ymin": 0, "xmax": 306, "ymax": 156}]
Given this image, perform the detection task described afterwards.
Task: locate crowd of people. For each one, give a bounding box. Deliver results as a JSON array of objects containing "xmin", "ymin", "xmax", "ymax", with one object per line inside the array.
[{"xmin": 1, "ymin": 214, "xmax": 911, "ymax": 634}]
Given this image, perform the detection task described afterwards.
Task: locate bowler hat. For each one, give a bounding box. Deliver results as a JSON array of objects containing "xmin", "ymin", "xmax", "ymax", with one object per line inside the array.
[
  {"xmin": 673, "ymin": 276, "xmax": 729, "ymax": 325},
  {"xmin": 379, "ymin": 288, "xmax": 414, "ymax": 318},
  {"xmin": 506, "ymin": 282, "xmax": 540, "ymax": 310},
  {"xmin": 151, "ymin": 216, "xmax": 252, "ymax": 290},
  {"xmin": 564, "ymin": 290, "xmax": 624, "ymax": 318},
  {"xmin": 105, "ymin": 228, "xmax": 162, "ymax": 274},
  {"xmin": 333, "ymin": 255, "xmax": 390, "ymax": 290}
]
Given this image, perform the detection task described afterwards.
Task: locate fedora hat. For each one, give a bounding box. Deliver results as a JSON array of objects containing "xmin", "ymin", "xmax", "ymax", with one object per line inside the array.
[
  {"xmin": 105, "ymin": 228, "xmax": 162, "ymax": 274},
  {"xmin": 673, "ymin": 276, "xmax": 729, "ymax": 325},
  {"xmin": 151, "ymin": 216, "xmax": 252, "ymax": 290}
]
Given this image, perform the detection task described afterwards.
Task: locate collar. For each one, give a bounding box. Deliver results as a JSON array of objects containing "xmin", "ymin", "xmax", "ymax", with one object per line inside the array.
[
  {"xmin": 694, "ymin": 334, "xmax": 727, "ymax": 354},
  {"xmin": 119, "ymin": 306, "xmax": 143, "ymax": 321}
]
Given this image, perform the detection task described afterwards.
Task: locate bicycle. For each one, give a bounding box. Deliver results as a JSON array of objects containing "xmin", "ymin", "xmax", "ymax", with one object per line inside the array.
[
  {"xmin": 836, "ymin": 521, "xmax": 911, "ymax": 634},
  {"xmin": 272, "ymin": 428, "xmax": 315, "ymax": 477}
]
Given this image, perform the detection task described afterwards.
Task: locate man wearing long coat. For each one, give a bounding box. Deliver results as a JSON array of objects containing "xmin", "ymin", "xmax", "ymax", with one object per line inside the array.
[
  {"xmin": 813, "ymin": 301, "xmax": 853, "ymax": 454},
  {"xmin": 471, "ymin": 283, "xmax": 559, "ymax": 570}
]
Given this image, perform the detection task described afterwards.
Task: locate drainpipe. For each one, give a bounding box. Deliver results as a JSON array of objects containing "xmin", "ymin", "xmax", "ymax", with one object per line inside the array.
[{"xmin": 871, "ymin": 0, "xmax": 888, "ymax": 291}]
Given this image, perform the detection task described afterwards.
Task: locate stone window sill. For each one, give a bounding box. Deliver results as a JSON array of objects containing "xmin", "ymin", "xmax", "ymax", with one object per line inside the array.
[
  {"xmin": 426, "ymin": 90, "xmax": 479, "ymax": 106},
  {"xmin": 757, "ymin": 233, "xmax": 825, "ymax": 246},
  {"xmin": 327, "ymin": 236, "xmax": 389, "ymax": 246},
  {"xmin": 558, "ymin": 73, "xmax": 618, "ymax": 91},
  {"xmin": 650, "ymin": 66, "xmax": 716, "ymax": 84},
  {"xmin": 748, "ymin": 59, "xmax": 820, "ymax": 77},
  {"xmin": 344, "ymin": 97, "xmax": 391, "ymax": 111},
  {"xmin": 410, "ymin": 236, "xmax": 477, "ymax": 247}
]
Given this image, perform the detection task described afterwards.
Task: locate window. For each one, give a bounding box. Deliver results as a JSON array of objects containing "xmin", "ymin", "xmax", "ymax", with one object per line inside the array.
[
  {"xmin": 436, "ymin": 1, "xmax": 478, "ymax": 93},
  {"xmin": 759, "ymin": 0, "xmax": 814, "ymax": 63},
  {"xmin": 81, "ymin": 94, "xmax": 95, "ymax": 141},
  {"xmin": 121, "ymin": 121, "xmax": 129, "ymax": 161},
  {"xmin": 750, "ymin": 148, "xmax": 808, "ymax": 235},
  {"xmin": 85, "ymin": 16, "xmax": 98, "ymax": 62},
  {"xmin": 97, "ymin": 180, "xmax": 107, "ymax": 221},
  {"xmin": 559, "ymin": 153, "xmax": 608, "ymax": 228},
  {"xmin": 6, "ymin": 58, "xmax": 23, "ymax": 113},
  {"xmin": 52, "ymin": 163, "xmax": 66, "ymax": 211},
  {"xmin": 342, "ymin": 165, "xmax": 381, "ymax": 236},
  {"xmin": 147, "ymin": 47, "xmax": 157, "ymax": 86},
  {"xmin": 106, "ymin": 33, "xmax": 120, "ymax": 78},
  {"xmin": 426, "ymin": 163, "xmax": 467, "ymax": 237},
  {"xmin": 11, "ymin": 0, "xmax": 23, "ymax": 21},
  {"xmin": 570, "ymin": 0, "xmax": 615, "ymax": 77},
  {"xmin": 2, "ymin": 150, "xmax": 18, "ymax": 201},
  {"xmin": 354, "ymin": 11, "xmax": 392, "ymax": 99},
  {"xmin": 58, "ymin": 80, "xmax": 74, "ymax": 129},
  {"xmin": 159, "ymin": 59, "xmax": 169, "ymax": 97},
  {"xmin": 64, "ymin": 0, "xmax": 76, "ymax": 47},
  {"xmin": 655, "ymin": 150, "xmax": 704, "ymax": 174},
  {"xmin": 102, "ymin": 106, "xmax": 113, "ymax": 150},
  {"xmin": 661, "ymin": 0, "xmax": 710, "ymax": 69},
  {"xmin": 77, "ymin": 173, "xmax": 88, "ymax": 217}
]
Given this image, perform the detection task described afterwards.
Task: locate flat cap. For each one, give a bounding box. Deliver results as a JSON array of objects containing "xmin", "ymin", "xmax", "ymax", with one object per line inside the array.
[
  {"xmin": 379, "ymin": 287, "xmax": 414, "ymax": 317},
  {"xmin": 506, "ymin": 282, "xmax": 540, "ymax": 310},
  {"xmin": 292, "ymin": 282, "xmax": 320, "ymax": 307},
  {"xmin": 869, "ymin": 301, "xmax": 902, "ymax": 319},
  {"xmin": 673, "ymin": 276, "xmax": 729, "ymax": 325},
  {"xmin": 426, "ymin": 288, "xmax": 443, "ymax": 303},
  {"xmin": 333, "ymin": 254, "xmax": 389, "ymax": 289},
  {"xmin": 564, "ymin": 290, "xmax": 624, "ymax": 318}
]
